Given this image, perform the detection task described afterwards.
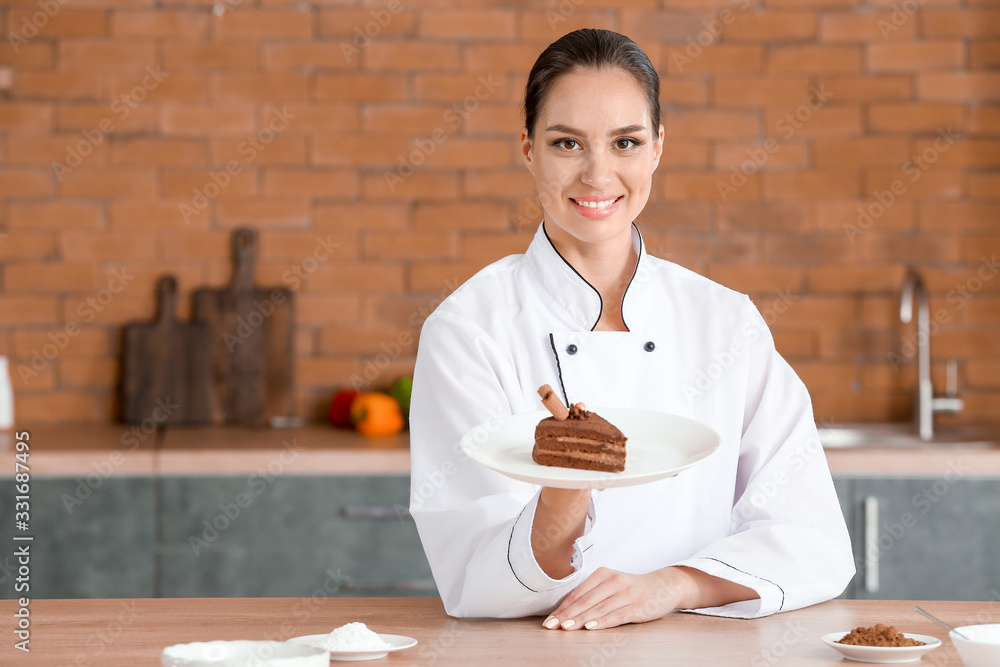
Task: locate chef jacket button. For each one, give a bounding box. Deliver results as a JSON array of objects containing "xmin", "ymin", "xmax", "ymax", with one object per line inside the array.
[
  {"xmin": 566, "ymin": 344, "xmax": 578, "ymax": 355},
  {"xmin": 644, "ymin": 341, "xmax": 655, "ymax": 352}
]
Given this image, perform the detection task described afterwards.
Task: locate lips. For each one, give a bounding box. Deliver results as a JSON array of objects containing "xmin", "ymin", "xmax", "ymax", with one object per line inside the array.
[{"xmin": 569, "ymin": 195, "xmax": 624, "ymax": 218}]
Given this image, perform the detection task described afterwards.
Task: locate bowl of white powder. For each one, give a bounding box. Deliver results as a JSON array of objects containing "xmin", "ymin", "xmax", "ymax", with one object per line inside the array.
[{"xmin": 288, "ymin": 622, "xmax": 417, "ymax": 661}]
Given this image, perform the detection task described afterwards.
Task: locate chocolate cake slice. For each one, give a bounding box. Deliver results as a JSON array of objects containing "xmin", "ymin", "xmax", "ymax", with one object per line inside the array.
[{"xmin": 533, "ymin": 402, "xmax": 627, "ymax": 473}]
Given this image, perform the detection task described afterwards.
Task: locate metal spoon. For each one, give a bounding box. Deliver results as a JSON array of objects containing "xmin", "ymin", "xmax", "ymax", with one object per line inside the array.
[{"xmin": 914, "ymin": 605, "xmax": 972, "ymax": 641}]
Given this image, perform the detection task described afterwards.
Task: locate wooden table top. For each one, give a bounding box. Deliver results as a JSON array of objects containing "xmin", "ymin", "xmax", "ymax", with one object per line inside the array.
[{"xmin": 1, "ymin": 597, "xmax": 990, "ymax": 666}]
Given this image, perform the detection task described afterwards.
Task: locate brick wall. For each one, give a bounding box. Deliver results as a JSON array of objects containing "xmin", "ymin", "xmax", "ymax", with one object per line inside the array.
[{"xmin": 2, "ymin": 0, "xmax": 998, "ymax": 425}]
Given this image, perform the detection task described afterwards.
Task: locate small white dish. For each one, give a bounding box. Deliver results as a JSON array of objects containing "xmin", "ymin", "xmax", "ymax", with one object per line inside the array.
[
  {"xmin": 821, "ymin": 632, "xmax": 941, "ymax": 663},
  {"xmin": 288, "ymin": 634, "xmax": 417, "ymax": 662},
  {"xmin": 162, "ymin": 639, "xmax": 329, "ymax": 666},
  {"xmin": 950, "ymin": 624, "xmax": 1000, "ymax": 667},
  {"xmin": 460, "ymin": 408, "xmax": 720, "ymax": 489}
]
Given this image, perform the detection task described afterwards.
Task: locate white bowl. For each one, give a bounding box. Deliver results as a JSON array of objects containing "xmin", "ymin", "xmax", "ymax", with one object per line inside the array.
[
  {"xmin": 162, "ymin": 640, "xmax": 329, "ymax": 667},
  {"xmin": 950, "ymin": 624, "xmax": 1000, "ymax": 667}
]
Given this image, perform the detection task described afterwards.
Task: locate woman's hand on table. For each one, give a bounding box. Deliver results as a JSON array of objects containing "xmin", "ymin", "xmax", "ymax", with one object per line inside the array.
[{"xmin": 542, "ymin": 566, "xmax": 759, "ymax": 631}]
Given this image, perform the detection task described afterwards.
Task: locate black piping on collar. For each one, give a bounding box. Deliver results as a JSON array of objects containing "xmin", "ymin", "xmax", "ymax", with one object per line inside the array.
[{"xmin": 540, "ymin": 221, "xmax": 642, "ymax": 332}]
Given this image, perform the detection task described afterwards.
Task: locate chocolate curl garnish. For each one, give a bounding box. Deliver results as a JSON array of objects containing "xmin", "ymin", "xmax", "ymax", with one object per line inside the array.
[{"xmin": 538, "ymin": 384, "xmax": 569, "ymax": 420}]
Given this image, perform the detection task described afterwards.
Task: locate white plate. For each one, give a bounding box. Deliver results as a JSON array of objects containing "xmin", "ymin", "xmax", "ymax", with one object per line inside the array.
[
  {"xmin": 162, "ymin": 640, "xmax": 329, "ymax": 666},
  {"xmin": 460, "ymin": 408, "xmax": 721, "ymax": 489},
  {"xmin": 288, "ymin": 634, "xmax": 417, "ymax": 662},
  {"xmin": 821, "ymin": 632, "xmax": 942, "ymax": 663}
]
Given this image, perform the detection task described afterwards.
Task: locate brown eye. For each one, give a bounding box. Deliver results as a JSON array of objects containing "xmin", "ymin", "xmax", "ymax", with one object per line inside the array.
[{"xmin": 615, "ymin": 138, "xmax": 639, "ymax": 150}]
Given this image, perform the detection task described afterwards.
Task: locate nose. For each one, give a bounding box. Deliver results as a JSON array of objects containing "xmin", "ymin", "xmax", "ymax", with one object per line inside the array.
[{"xmin": 581, "ymin": 151, "xmax": 612, "ymax": 189}]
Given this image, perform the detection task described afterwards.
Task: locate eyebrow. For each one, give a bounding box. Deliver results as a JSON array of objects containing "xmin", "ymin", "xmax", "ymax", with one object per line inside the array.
[{"xmin": 544, "ymin": 123, "xmax": 647, "ymax": 136}]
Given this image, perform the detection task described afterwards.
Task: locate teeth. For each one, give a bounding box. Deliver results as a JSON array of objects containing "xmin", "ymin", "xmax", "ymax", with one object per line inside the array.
[{"xmin": 573, "ymin": 197, "xmax": 619, "ymax": 209}]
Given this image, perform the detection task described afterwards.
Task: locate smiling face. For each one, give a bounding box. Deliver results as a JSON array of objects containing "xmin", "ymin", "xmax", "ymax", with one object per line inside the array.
[{"xmin": 520, "ymin": 67, "xmax": 664, "ymax": 253}]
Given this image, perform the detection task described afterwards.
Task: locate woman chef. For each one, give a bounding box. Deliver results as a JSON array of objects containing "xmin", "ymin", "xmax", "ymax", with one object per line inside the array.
[{"xmin": 408, "ymin": 29, "xmax": 854, "ymax": 631}]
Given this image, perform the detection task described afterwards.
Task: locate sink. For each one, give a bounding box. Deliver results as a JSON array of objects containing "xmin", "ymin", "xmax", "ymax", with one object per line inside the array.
[{"xmin": 818, "ymin": 423, "xmax": 1000, "ymax": 449}]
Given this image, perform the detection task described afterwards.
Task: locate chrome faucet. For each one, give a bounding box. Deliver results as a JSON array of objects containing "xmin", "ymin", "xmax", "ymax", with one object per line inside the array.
[{"xmin": 899, "ymin": 268, "xmax": 963, "ymax": 440}]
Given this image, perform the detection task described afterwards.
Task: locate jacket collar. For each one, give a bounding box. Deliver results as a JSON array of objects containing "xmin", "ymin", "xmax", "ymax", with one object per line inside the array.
[{"xmin": 525, "ymin": 221, "xmax": 649, "ymax": 332}]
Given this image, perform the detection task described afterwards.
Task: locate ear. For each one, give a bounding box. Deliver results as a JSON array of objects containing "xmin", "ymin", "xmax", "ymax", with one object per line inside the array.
[
  {"xmin": 520, "ymin": 129, "xmax": 535, "ymax": 176},
  {"xmin": 650, "ymin": 123, "xmax": 664, "ymax": 172}
]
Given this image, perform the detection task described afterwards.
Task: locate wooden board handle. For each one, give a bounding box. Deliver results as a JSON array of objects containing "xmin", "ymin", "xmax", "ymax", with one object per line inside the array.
[
  {"xmin": 231, "ymin": 227, "xmax": 257, "ymax": 292},
  {"xmin": 156, "ymin": 275, "xmax": 179, "ymax": 325}
]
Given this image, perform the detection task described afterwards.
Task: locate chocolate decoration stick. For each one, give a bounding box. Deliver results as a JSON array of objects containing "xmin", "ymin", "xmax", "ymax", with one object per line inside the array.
[{"xmin": 538, "ymin": 384, "xmax": 569, "ymax": 420}]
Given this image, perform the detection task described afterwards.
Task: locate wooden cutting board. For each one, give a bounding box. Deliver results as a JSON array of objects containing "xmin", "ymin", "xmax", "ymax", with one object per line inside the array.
[
  {"xmin": 122, "ymin": 275, "xmax": 213, "ymax": 426},
  {"xmin": 193, "ymin": 228, "xmax": 294, "ymax": 426}
]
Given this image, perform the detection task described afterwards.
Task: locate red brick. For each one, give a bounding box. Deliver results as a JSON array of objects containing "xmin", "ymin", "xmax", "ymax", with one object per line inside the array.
[
  {"xmin": 262, "ymin": 44, "xmax": 357, "ymax": 71},
  {"xmin": 159, "ymin": 232, "xmax": 230, "ymax": 261},
  {"xmin": 55, "ymin": 105, "xmax": 155, "ymax": 133},
  {"xmin": 410, "ymin": 203, "xmax": 506, "ymax": 231},
  {"xmin": 717, "ymin": 203, "xmax": 810, "ymax": 232},
  {"xmin": 968, "ymin": 173, "xmax": 1000, "ymax": 199},
  {"xmin": 307, "ymin": 264, "xmax": 405, "ymax": 293},
  {"xmin": 865, "ymin": 168, "xmax": 961, "ymax": 199},
  {"xmin": 663, "ymin": 45, "xmax": 763, "ymax": 74},
  {"xmin": 110, "ymin": 200, "xmax": 196, "ymax": 230},
  {"xmin": 660, "ymin": 79, "xmax": 708, "ymax": 106},
  {"xmin": 295, "ymin": 294, "xmax": 362, "ymax": 325},
  {"xmin": 9, "ymin": 202, "xmax": 104, "ymax": 230},
  {"xmin": 765, "ymin": 233, "xmax": 856, "ymax": 263},
  {"xmin": 367, "ymin": 42, "xmax": 460, "ymax": 71},
  {"xmin": 159, "ymin": 105, "xmax": 256, "ymax": 136},
  {"xmin": 770, "ymin": 46, "xmax": 863, "ymax": 74},
  {"xmin": 15, "ymin": 392, "xmax": 111, "ymax": 424},
  {"xmin": 860, "ymin": 233, "xmax": 959, "ymax": 263},
  {"xmin": 868, "ymin": 103, "xmax": 965, "ymax": 132},
  {"xmin": 11, "ymin": 328, "xmax": 108, "ymax": 359},
  {"xmin": 462, "ymin": 233, "xmax": 532, "ymax": 261},
  {"xmin": 60, "ymin": 169, "xmax": 156, "ymax": 198},
  {"xmin": 813, "ymin": 137, "xmax": 912, "ymax": 166},
  {"xmin": 820, "ymin": 74, "xmax": 913, "ymax": 101},
  {"xmin": 314, "ymin": 74, "xmax": 406, "ymax": 103},
  {"xmin": 160, "ymin": 170, "xmax": 257, "ymax": 198},
  {"xmin": 421, "ymin": 9, "xmax": 515, "ymax": 38},
  {"xmin": 660, "ymin": 140, "xmax": 711, "ymax": 168},
  {"xmin": 763, "ymin": 105, "xmax": 862, "ymax": 137},
  {"xmin": 317, "ymin": 7, "xmax": 416, "ymax": 38},
  {"xmin": 772, "ymin": 331, "xmax": 815, "ymax": 360},
  {"xmin": 263, "ymin": 169, "xmax": 359, "ymax": 198},
  {"xmin": 112, "ymin": 10, "xmax": 209, "ymax": 38},
  {"xmin": 313, "ymin": 134, "xmax": 407, "ymax": 167},
  {"xmin": 792, "ymin": 362, "xmax": 858, "ymax": 391},
  {"xmin": 970, "ymin": 40, "xmax": 1000, "ymax": 69},
  {"xmin": 663, "ymin": 170, "xmax": 761, "ymax": 202},
  {"xmin": 58, "ymin": 40, "xmax": 156, "ymax": 70},
  {"xmin": 464, "ymin": 43, "xmax": 545, "ymax": 72},
  {"xmin": 0, "ymin": 233, "xmax": 56, "ymax": 260},
  {"xmin": 257, "ymin": 230, "xmax": 357, "ymax": 262},
  {"xmin": 0, "ymin": 42, "xmax": 54, "ymax": 69},
  {"xmin": 163, "ymin": 42, "xmax": 259, "ymax": 69},
  {"xmin": 413, "ymin": 74, "xmax": 512, "ymax": 103},
  {"xmin": 765, "ymin": 0, "xmax": 858, "ymax": 7},
  {"xmin": 713, "ymin": 77, "xmax": 811, "ymax": 107},
  {"xmin": 5, "ymin": 262, "xmax": 101, "ymax": 292},
  {"xmin": 318, "ymin": 327, "xmax": 417, "ymax": 356},
  {"xmin": 918, "ymin": 202, "xmax": 1000, "ymax": 231},
  {"xmin": 314, "ymin": 202, "xmax": 408, "ymax": 230},
  {"xmin": 362, "ymin": 171, "xmax": 459, "ymax": 201},
  {"xmin": 814, "ymin": 199, "xmax": 914, "ymax": 235},
  {"xmin": 0, "ymin": 103, "xmax": 51, "ymax": 131},
  {"xmin": 107, "ymin": 73, "xmax": 206, "ymax": 103},
  {"xmin": 714, "ymin": 140, "xmax": 808, "ymax": 170},
  {"xmin": 464, "ymin": 169, "xmax": 534, "ymax": 199},
  {"xmin": 918, "ymin": 73, "xmax": 1000, "ymax": 101},
  {"xmin": 364, "ymin": 232, "xmax": 459, "ymax": 261},
  {"xmin": 58, "ymin": 359, "xmax": 118, "ymax": 389},
  {"xmin": 724, "ymin": 11, "xmax": 818, "ymax": 40},
  {"xmin": 462, "ymin": 103, "xmax": 522, "ymax": 135},
  {"xmin": 409, "ymin": 262, "xmax": 484, "ymax": 292},
  {"xmin": 707, "ymin": 265, "xmax": 804, "ymax": 294},
  {"xmin": 213, "ymin": 10, "xmax": 313, "ymax": 40},
  {"xmin": 212, "ymin": 74, "xmax": 309, "ymax": 102},
  {"xmin": 920, "ymin": 9, "xmax": 1000, "ymax": 36},
  {"xmin": 215, "ymin": 199, "xmax": 310, "ymax": 228},
  {"xmin": 112, "ymin": 139, "xmax": 206, "ymax": 166},
  {"xmin": 910, "ymin": 138, "xmax": 1000, "ymax": 168},
  {"xmin": 665, "ymin": 110, "xmax": 759, "ymax": 139},
  {"xmin": 209, "ymin": 136, "xmax": 307, "ymax": 166},
  {"xmin": 969, "ymin": 106, "xmax": 1000, "ymax": 134},
  {"xmin": 520, "ymin": 10, "xmax": 618, "ymax": 42},
  {"xmin": 763, "ymin": 171, "xmax": 860, "ymax": 199},
  {"xmin": 820, "ymin": 12, "xmax": 917, "ymax": 41},
  {"xmin": 426, "ymin": 139, "xmax": 511, "ymax": 169},
  {"xmin": 60, "ymin": 233, "xmax": 158, "ymax": 261},
  {"xmin": 13, "ymin": 72, "xmax": 101, "ymax": 100},
  {"xmin": 0, "ymin": 169, "xmax": 52, "ymax": 197},
  {"xmin": 967, "ymin": 360, "xmax": 1000, "ymax": 389},
  {"xmin": 295, "ymin": 357, "xmax": 360, "ymax": 388},
  {"xmin": 7, "ymin": 9, "xmax": 108, "ymax": 38},
  {"xmin": 807, "ymin": 264, "xmax": 906, "ymax": 292},
  {"xmin": 0, "ymin": 296, "xmax": 60, "ymax": 324},
  {"xmin": 362, "ymin": 105, "xmax": 452, "ymax": 134},
  {"xmin": 5, "ymin": 135, "xmax": 106, "ymax": 166},
  {"xmin": 867, "ymin": 41, "xmax": 965, "ymax": 71}
]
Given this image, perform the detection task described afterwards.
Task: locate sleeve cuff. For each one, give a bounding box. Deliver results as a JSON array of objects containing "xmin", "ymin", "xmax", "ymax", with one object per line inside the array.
[
  {"xmin": 670, "ymin": 557, "xmax": 785, "ymax": 619},
  {"xmin": 506, "ymin": 490, "xmax": 595, "ymax": 593}
]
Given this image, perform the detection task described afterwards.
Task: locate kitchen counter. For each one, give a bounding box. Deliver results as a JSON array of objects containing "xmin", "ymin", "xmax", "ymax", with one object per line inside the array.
[
  {"xmin": 6, "ymin": 424, "xmax": 1000, "ymax": 478},
  {"xmin": 1, "ymin": 597, "xmax": 991, "ymax": 665}
]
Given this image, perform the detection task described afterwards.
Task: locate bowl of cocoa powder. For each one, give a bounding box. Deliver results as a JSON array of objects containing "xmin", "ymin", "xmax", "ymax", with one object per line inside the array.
[{"xmin": 822, "ymin": 624, "xmax": 941, "ymax": 663}]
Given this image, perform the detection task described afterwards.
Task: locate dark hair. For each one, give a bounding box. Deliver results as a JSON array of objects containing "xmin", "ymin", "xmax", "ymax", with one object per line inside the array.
[{"xmin": 522, "ymin": 29, "xmax": 660, "ymax": 137}]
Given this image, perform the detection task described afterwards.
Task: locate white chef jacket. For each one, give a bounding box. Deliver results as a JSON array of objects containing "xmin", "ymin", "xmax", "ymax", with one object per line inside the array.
[{"xmin": 409, "ymin": 221, "xmax": 855, "ymax": 620}]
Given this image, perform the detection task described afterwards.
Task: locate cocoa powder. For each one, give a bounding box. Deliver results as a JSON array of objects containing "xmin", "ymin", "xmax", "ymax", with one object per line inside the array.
[{"xmin": 836, "ymin": 624, "xmax": 925, "ymax": 647}]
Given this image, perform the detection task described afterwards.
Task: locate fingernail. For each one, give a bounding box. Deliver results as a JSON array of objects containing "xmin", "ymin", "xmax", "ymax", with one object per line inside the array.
[
  {"xmin": 543, "ymin": 617, "xmax": 559, "ymax": 629},
  {"xmin": 585, "ymin": 620, "xmax": 598, "ymax": 630},
  {"xmin": 561, "ymin": 619, "xmax": 576, "ymax": 630}
]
